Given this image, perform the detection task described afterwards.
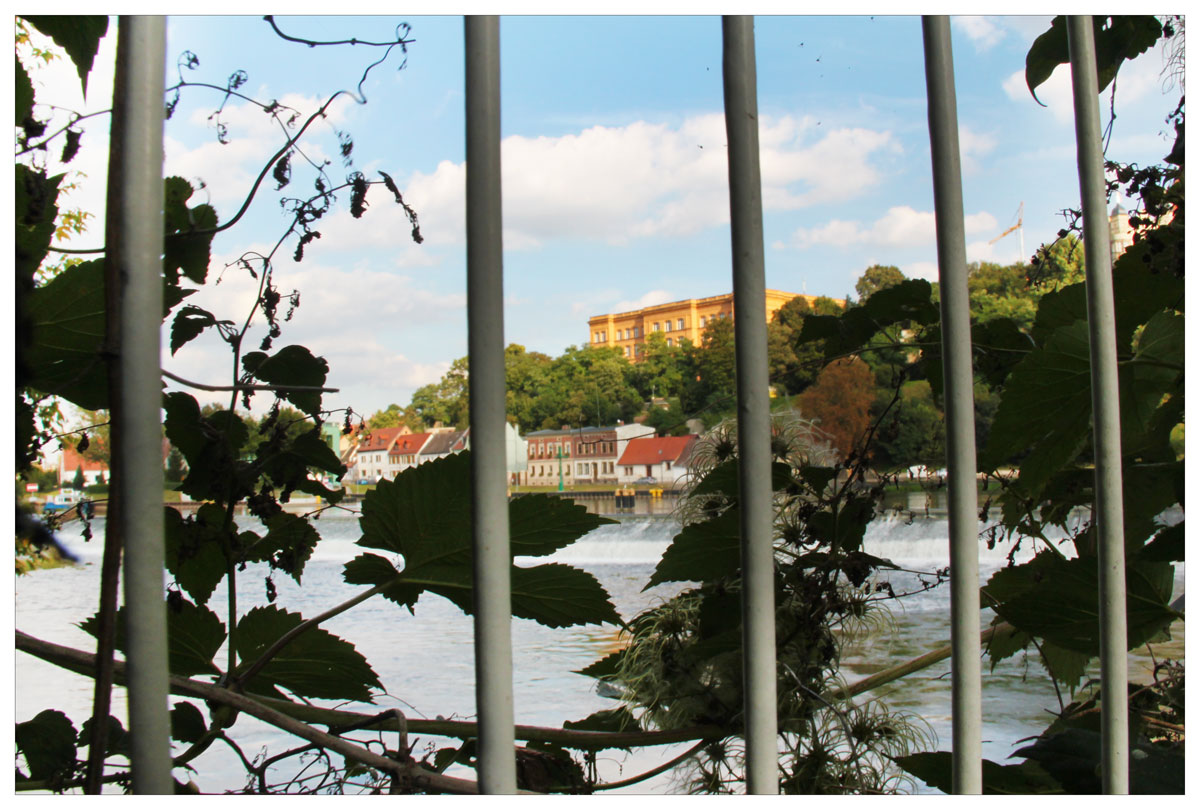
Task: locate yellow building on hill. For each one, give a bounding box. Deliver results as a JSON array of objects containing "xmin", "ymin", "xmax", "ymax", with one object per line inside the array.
[{"xmin": 588, "ymin": 290, "xmax": 840, "ymax": 361}]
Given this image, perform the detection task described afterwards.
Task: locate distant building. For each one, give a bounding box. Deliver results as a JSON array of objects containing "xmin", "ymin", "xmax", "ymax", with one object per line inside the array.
[
  {"xmin": 58, "ymin": 444, "xmax": 108, "ymax": 487},
  {"xmin": 587, "ymin": 290, "xmax": 843, "ymax": 362},
  {"xmin": 1109, "ymin": 203, "xmax": 1134, "ymax": 262},
  {"xmin": 617, "ymin": 434, "xmax": 699, "ymax": 486},
  {"xmin": 525, "ymin": 422, "xmax": 654, "ymax": 487}
]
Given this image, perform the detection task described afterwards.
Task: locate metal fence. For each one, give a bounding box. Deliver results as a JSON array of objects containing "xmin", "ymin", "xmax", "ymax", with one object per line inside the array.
[{"xmin": 107, "ymin": 13, "xmax": 1129, "ymax": 795}]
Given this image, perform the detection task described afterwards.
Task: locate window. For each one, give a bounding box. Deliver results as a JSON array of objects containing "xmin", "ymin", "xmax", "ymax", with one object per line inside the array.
[
  {"xmin": 564, "ymin": 444, "xmax": 570, "ymax": 456},
  {"xmin": 678, "ymin": 318, "xmax": 684, "ymax": 330},
  {"xmin": 666, "ymin": 337, "xmax": 673, "ymax": 347},
  {"xmin": 624, "ymin": 467, "xmax": 633, "ymax": 476},
  {"xmin": 634, "ymin": 327, "xmax": 640, "ymax": 338},
  {"xmin": 652, "ymin": 322, "xmax": 659, "ymax": 332},
  {"xmin": 664, "ymin": 320, "xmax": 672, "ymax": 332},
  {"xmin": 700, "ymin": 315, "xmax": 707, "ymax": 326}
]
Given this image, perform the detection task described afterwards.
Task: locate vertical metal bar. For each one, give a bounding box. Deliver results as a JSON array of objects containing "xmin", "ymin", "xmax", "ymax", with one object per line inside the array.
[
  {"xmin": 721, "ymin": 15, "xmax": 778, "ymax": 794},
  {"xmin": 106, "ymin": 14, "xmax": 172, "ymax": 794},
  {"xmin": 1066, "ymin": 15, "xmax": 1130, "ymax": 794},
  {"xmin": 920, "ymin": 16, "xmax": 982, "ymax": 795},
  {"xmin": 464, "ymin": 14, "xmax": 517, "ymax": 794}
]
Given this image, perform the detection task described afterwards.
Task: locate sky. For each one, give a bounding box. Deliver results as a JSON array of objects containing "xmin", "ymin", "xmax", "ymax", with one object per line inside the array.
[{"xmin": 19, "ymin": 9, "xmax": 1186, "ymax": 422}]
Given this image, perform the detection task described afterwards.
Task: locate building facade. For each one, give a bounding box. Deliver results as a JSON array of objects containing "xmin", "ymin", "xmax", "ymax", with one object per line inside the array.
[
  {"xmin": 587, "ymin": 290, "xmax": 841, "ymax": 362},
  {"xmin": 616, "ymin": 434, "xmax": 699, "ymax": 486},
  {"xmin": 524, "ymin": 422, "xmax": 654, "ymax": 487}
]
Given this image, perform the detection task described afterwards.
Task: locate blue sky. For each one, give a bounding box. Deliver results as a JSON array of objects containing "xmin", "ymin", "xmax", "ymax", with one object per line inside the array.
[{"xmin": 25, "ymin": 12, "xmax": 1183, "ymax": 420}]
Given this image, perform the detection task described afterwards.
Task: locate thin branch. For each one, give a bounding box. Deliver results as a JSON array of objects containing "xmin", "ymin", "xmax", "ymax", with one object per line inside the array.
[
  {"xmin": 16, "ymin": 630, "xmax": 726, "ymax": 751},
  {"xmin": 162, "ymin": 368, "xmax": 339, "ymax": 393},
  {"xmin": 591, "ymin": 738, "xmax": 712, "ymax": 791},
  {"xmin": 823, "ymin": 622, "xmax": 1012, "ymax": 702}
]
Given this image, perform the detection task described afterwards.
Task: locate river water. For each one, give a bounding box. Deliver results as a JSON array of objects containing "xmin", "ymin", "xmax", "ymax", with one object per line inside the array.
[{"xmin": 14, "ymin": 502, "xmax": 1184, "ymax": 794}]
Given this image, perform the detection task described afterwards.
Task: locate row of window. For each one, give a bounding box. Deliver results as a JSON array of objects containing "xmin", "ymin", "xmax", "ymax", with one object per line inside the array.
[{"xmin": 596, "ymin": 313, "xmax": 731, "ymax": 346}]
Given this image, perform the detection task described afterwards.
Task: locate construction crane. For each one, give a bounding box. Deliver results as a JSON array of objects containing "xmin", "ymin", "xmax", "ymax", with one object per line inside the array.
[{"xmin": 989, "ymin": 202, "xmax": 1024, "ymax": 262}]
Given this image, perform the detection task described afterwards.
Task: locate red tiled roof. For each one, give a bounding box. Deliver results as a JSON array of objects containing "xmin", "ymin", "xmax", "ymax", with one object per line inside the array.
[
  {"xmin": 357, "ymin": 427, "xmax": 406, "ymax": 453},
  {"xmin": 389, "ymin": 432, "xmax": 431, "ymax": 456},
  {"xmin": 617, "ymin": 435, "xmax": 698, "ymax": 466}
]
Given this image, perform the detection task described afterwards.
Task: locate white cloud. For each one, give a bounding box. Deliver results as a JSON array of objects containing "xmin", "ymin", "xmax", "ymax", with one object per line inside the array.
[
  {"xmin": 901, "ymin": 261, "xmax": 939, "ymax": 282},
  {"xmin": 953, "ymin": 17, "xmax": 1006, "ymax": 51},
  {"xmin": 396, "ymin": 114, "xmax": 899, "ymax": 250},
  {"xmin": 958, "ymin": 125, "xmax": 997, "ymax": 174},
  {"xmin": 612, "ymin": 290, "xmax": 676, "ymax": 314},
  {"xmin": 964, "ymin": 211, "xmax": 999, "ymax": 234},
  {"xmin": 789, "ymin": 206, "xmax": 998, "ymax": 250}
]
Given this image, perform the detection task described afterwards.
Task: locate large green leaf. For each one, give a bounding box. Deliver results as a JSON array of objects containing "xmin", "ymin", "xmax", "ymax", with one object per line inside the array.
[
  {"xmin": 257, "ymin": 425, "xmax": 347, "ymax": 504},
  {"xmin": 1120, "ymin": 310, "xmax": 1183, "ymax": 450},
  {"xmin": 646, "ymin": 508, "xmax": 742, "ymax": 589},
  {"xmin": 355, "ymin": 452, "xmax": 619, "ymax": 627},
  {"xmin": 894, "ymin": 751, "xmax": 1063, "ymax": 794},
  {"xmin": 688, "ymin": 458, "xmax": 796, "ymax": 502},
  {"xmin": 1013, "ymin": 728, "xmax": 1184, "ymax": 794},
  {"xmin": 80, "ymin": 598, "xmax": 226, "ymax": 678},
  {"xmin": 981, "ymin": 320, "xmax": 1093, "ymax": 498},
  {"xmin": 242, "ymin": 345, "xmax": 329, "ymax": 416},
  {"xmin": 24, "ymin": 258, "xmax": 108, "ymax": 410},
  {"xmin": 798, "ymin": 279, "xmax": 937, "ymax": 358},
  {"xmin": 1025, "ymin": 16, "xmax": 1162, "ymax": 107},
  {"xmin": 510, "ymin": 493, "xmax": 615, "ymax": 557},
  {"xmin": 233, "ymin": 605, "xmax": 381, "ymax": 703},
  {"xmin": 988, "ymin": 555, "xmax": 1179, "ymax": 655},
  {"xmin": 22, "ymin": 16, "xmax": 109, "ymax": 99},
  {"xmin": 163, "ymin": 506, "xmax": 228, "ymax": 606},
  {"xmin": 15, "ymin": 709, "xmax": 78, "ymax": 783}
]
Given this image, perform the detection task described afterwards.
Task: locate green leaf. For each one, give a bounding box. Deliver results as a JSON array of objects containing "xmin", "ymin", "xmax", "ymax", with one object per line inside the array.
[
  {"xmin": 170, "ymin": 305, "xmax": 220, "ymax": 355},
  {"xmin": 242, "ymin": 345, "xmax": 329, "ymax": 416},
  {"xmin": 798, "ymin": 279, "xmax": 937, "ymax": 358},
  {"xmin": 343, "ymin": 552, "xmax": 419, "ymax": 609},
  {"xmin": 250, "ymin": 512, "xmax": 321, "ymax": 583},
  {"xmin": 989, "ymin": 555, "xmax": 1179, "ymax": 656},
  {"xmin": 233, "ymin": 605, "xmax": 381, "ymax": 702},
  {"xmin": 23, "ymin": 16, "xmax": 109, "ymax": 99},
  {"xmin": 689, "ymin": 458, "xmax": 795, "ymax": 502},
  {"xmin": 163, "ymin": 506, "xmax": 228, "ymax": 606},
  {"xmin": 804, "ymin": 494, "xmax": 875, "ymax": 553},
  {"xmin": 24, "ymin": 258, "xmax": 108, "ymax": 410},
  {"xmin": 574, "ymin": 648, "xmax": 625, "ymax": 679},
  {"xmin": 80, "ymin": 598, "xmax": 226, "ymax": 679},
  {"xmin": 16, "ymin": 709, "xmax": 78, "ymax": 783},
  {"xmin": 1025, "ymin": 16, "xmax": 1162, "ymax": 106},
  {"xmin": 1121, "ymin": 310, "xmax": 1183, "ymax": 449},
  {"xmin": 358, "ymin": 452, "xmax": 619, "ymax": 627},
  {"xmin": 981, "ymin": 320, "xmax": 1093, "ymax": 498},
  {"xmin": 77, "ymin": 714, "xmax": 130, "ymax": 759},
  {"xmin": 508, "ymin": 564, "xmax": 620, "ymax": 627},
  {"xmin": 170, "ymin": 702, "xmax": 208, "ymax": 745},
  {"xmin": 1013, "ymin": 727, "xmax": 1184, "ymax": 794},
  {"xmin": 16, "ymin": 166, "xmax": 63, "ymax": 280},
  {"xmin": 1140, "ymin": 522, "xmax": 1184, "ymax": 563},
  {"xmin": 510, "ymin": 494, "xmax": 616, "ymax": 557},
  {"xmin": 16, "ymin": 55, "xmax": 34, "ymax": 123},
  {"xmin": 894, "ymin": 751, "xmax": 1063, "ymax": 794},
  {"xmin": 163, "ymin": 177, "xmax": 217, "ymax": 285},
  {"xmin": 1037, "ymin": 641, "xmax": 1091, "ymax": 695},
  {"xmin": 646, "ymin": 508, "xmax": 742, "ymax": 589}
]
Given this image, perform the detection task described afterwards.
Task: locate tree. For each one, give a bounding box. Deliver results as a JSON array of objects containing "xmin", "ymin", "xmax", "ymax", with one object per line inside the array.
[
  {"xmin": 795, "ymin": 357, "xmax": 875, "ymax": 460},
  {"xmin": 871, "ymin": 380, "xmax": 945, "ymax": 470},
  {"xmin": 165, "ymin": 446, "xmax": 186, "ymax": 483},
  {"xmin": 854, "ymin": 264, "xmax": 906, "ymax": 301},
  {"xmin": 71, "ymin": 465, "xmax": 84, "ymax": 491}
]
